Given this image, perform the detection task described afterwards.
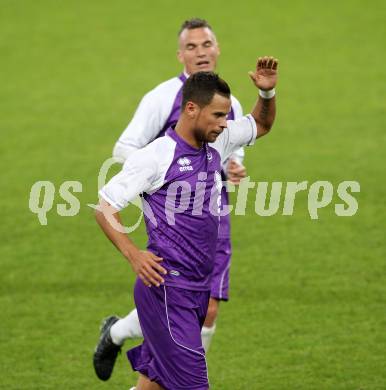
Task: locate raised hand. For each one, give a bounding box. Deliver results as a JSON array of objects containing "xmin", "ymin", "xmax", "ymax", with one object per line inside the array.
[{"xmin": 248, "ymin": 56, "xmax": 278, "ymax": 91}]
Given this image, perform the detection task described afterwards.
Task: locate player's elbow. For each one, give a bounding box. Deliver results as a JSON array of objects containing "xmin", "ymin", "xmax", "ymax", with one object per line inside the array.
[
  {"xmin": 257, "ymin": 124, "xmax": 272, "ymax": 138},
  {"xmin": 112, "ymin": 143, "xmax": 127, "ymax": 163}
]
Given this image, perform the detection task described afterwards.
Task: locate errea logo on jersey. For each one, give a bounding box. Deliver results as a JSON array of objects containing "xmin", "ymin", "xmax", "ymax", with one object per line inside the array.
[
  {"xmin": 177, "ymin": 157, "xmax": 191, "ymax": 166},
  {"xmin": 177, "ymin": 157, "xmax": 193, "ymax": 172}
]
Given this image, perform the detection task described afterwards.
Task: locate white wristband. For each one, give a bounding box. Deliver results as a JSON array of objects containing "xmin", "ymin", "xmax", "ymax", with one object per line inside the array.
[{"xmin": 259, "ymin": 88, "xmax": 276, "ymax": 99}]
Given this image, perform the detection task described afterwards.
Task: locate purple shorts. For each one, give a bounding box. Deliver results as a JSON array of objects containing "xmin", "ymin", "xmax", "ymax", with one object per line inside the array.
[
  {"xmin": 127, "ymin": 279, "xmax": 210, "ymax": 390},
  {"xmin": 211, "ymin": 184, "xmax": 232, "ymax": 301},
  {"xmin": 210, "ymin": 238, "xmax": 231, "ymax": 301}
]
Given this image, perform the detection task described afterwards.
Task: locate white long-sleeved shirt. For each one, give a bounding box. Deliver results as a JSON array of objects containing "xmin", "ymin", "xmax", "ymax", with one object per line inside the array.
[{"xmin": 113, "ymin": 74, "xmax": 245, "ymax": 167}]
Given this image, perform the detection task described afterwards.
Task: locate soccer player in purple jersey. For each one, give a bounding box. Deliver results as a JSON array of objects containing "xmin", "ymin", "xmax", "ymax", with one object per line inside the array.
[
  {"xmin": 95, "ymin": 57, "xmax": 278, "ymax": 389},
  {"xmin": 93, "ymin": 18, "xmax": 249, "ymax": 382}
]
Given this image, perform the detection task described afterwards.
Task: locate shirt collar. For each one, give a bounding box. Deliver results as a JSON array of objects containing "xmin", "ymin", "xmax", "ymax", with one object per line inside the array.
[{"xmin": 166, "ymin": 127, "xmax": 204, "ymax": 153}]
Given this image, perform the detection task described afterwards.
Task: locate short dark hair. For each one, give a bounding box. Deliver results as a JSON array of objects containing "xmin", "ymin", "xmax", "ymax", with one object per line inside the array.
[
  {"xmin": 178, "ymin": 18, "xmax": 212, "ymax": 36},
  {"xmin": 182, "ymin": 72, "xmax": 231, "ymax": 108}
]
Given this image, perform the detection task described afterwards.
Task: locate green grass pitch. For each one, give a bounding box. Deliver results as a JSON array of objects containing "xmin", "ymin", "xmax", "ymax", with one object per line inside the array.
[{"xmin": 1, "ymin": 0, "xmax": 385, "ymax": 388}]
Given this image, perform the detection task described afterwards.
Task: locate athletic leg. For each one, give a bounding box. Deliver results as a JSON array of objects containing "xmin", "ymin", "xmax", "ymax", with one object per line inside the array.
[
  {"xmin": 110, "ymin": 308, "xmax": 143, "ymax": 345},
  {"xmin": 127, "ymin": 280, "xmax": 210, "ymax": 390},
  {"xmin": 135, "ymin": 373, "xmax": 164, "ymax": 390}
]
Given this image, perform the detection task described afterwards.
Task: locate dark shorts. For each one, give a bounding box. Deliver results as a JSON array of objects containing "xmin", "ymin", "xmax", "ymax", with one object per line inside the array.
[{"xmin": 127, "ymin": 279, "xmax": 210, "ymax": 390}]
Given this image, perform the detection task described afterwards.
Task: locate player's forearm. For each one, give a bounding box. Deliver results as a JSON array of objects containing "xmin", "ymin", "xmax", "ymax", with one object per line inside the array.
[
  {"xmin": 250, "ymin": 95, "xmax": 276, "ymax": 137},
  {"xmin": 95, "ymin": 207, "xmax": 140, "ymax": 263}
]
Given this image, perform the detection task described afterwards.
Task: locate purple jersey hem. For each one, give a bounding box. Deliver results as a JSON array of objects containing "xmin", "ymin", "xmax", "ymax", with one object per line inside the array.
[
  {"xmin": 210, "ymin": 294, "xmax": 229, "ymax": 302},
  {"xmin": 164, "ymin": 280, "xmax": 211, "ymax": 292}
]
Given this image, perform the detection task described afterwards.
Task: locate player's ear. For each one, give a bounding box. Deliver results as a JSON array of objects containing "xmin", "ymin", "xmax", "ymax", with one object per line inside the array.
[
  {"xmin": 185, "ymin": 101, "xmax": 199, "ymax": 117},
  {"xmin": 177, "ymin": 50, "xmax": 184, "ymax": 64}
]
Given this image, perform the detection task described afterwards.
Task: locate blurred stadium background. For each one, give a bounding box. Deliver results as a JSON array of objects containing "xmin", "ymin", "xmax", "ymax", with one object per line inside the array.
[{"xmin": 1, "ymin": 0, "xmax": 385, "ymax": 388}]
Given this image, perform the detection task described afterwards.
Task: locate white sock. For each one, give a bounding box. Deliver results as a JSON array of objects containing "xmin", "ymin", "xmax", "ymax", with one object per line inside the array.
[
  {"xmin": 201, "ymin": 324, "xmax": 216, "ymax": 353},
  {"xmin": 110, "ymin": 309, "xmax": 143, "ymax": 345}
]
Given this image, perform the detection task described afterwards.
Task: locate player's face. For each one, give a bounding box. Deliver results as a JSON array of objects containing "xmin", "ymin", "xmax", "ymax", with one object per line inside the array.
[
  {"xmin": 177, "ymin": 27, "xmax": 220, "ymax": 75},
  {"xmin": 193, "ymin": 93, "xmax": 231, "ymax": 143}
]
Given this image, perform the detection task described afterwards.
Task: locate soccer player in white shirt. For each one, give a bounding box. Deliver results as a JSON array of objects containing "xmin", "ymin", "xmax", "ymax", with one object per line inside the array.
[{"xmin": 94, "ymin": 18, "xmax": 253, "ymax": 381}]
